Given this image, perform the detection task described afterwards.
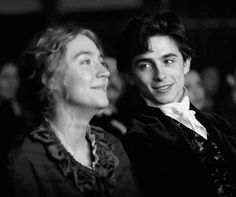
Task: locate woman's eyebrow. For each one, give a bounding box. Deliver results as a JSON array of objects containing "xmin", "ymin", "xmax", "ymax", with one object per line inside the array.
[
  {"xmin": 72, "ymin": 51, "xmax": 93, "ymax": 60},
  {"xmin": 72, "ymin": 51, "xmax": 103, "ymax": 60}
]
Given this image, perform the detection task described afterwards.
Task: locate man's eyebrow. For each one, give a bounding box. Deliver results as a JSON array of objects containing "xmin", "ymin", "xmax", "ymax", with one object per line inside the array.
[
  {"xmin": 132, "ymin": 53, "xmax": 178, "ymax": 65},
  {"xmin": 133, "ymin": 57, "xmax": 153, "ymax": 65},
  {"xmin": 161, "ymin": 53, "xmax": 178, "ymax": 59}
]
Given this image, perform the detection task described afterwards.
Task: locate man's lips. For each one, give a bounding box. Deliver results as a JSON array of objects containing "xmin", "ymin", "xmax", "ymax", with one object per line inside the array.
[{"xmin": 152, "ymin": 84, "xmax": 173, "ymax": 92}]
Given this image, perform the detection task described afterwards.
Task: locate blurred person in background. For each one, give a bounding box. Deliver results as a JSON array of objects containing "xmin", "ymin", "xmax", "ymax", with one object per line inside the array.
[
  {"xmin": 91, "ymin": 55, "xmax": 127, "ymax": 137},
  {"xmin": 185, "ymin": 69, "xmax": 206, "ymax": 110},
  {"xmin": 7, "ymin": 23, "xmax": 140, "ymax": 197},
  {"xmin": 219, "ymin": 65, "xmax": 236, "ymax": 128},
  {"xmin": 0, "ymin": 59, "xmax": 31, "ymax": 156},
  {"xmin": 201, "ymin": 65, "xmax": 222, "ymax": 112},
  {"xmin": 0, "ymin": 59, "xmax": 31, "ymax": 196}
]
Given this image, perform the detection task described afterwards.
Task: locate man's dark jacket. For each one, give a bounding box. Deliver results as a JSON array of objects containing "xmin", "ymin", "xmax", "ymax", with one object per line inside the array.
[{"xmin": 122, "ymin": 95, "xmax": 236, "ymax": 197}]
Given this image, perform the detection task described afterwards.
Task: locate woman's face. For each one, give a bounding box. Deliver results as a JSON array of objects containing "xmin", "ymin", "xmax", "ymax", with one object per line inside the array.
[
  {"xmin": 0, "ymin": 63, "xmax": 20, "ymax": 100},
  {"xmin": 55, "ymin": 34, "xmax": 110, "ymax": 110}
]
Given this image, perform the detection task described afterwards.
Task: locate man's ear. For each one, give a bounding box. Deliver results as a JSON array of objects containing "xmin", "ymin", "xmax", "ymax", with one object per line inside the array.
[
  {"xmin": 125, "ymin": 73, "xmax": 136, "ymax": 86},
  {"xmin": 184, "ymin": 58, "xmax": 191, "ymax": 75}
]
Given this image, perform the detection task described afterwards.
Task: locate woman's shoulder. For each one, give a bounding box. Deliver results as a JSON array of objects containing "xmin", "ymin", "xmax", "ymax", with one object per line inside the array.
[
  {"xmin": 8, "ymin": 133, "xmax": 47, "ymax": 164},
  {"xmin": 7, "ymin": 134, "xmax": 52, "ymax": 181},
  {"xmin": 8, "ymin": 122, "xmax": 62, "ymax": 169}
]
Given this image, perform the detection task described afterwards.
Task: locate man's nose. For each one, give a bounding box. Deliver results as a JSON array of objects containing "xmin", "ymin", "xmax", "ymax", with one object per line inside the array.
[{"xmin": 153, "ymin": 64, "xmax": 166, "ymax": 81}]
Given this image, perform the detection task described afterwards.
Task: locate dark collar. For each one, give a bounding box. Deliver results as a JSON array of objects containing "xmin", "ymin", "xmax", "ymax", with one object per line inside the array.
[{"xmin": 30, "ymin": 122, "xmax": 119, "ymax": 194}]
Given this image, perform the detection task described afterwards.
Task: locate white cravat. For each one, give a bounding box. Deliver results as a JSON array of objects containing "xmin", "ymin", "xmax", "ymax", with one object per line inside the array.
[{"xmin": 159, "ymin": 95, "xmax": 208, "ymax": 140}]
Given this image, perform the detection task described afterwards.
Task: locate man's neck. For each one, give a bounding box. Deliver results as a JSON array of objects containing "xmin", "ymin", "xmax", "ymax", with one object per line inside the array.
[{"xmin": 143, "ymin": 87, "xmax": 188, "ymax": 108}]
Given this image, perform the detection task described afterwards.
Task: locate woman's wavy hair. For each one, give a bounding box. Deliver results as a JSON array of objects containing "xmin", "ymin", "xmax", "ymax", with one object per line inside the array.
[
  {"xmin": 20, "ymin": 23, "xmax": 103, "ymax": 117},
  {"xmin": 116, "ymin": 12, "xmax": 196, "ymax": 74}
]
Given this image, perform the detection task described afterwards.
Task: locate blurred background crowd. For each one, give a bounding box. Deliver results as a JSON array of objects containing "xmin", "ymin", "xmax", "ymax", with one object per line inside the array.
[{"xmin": 1, "ymin": 0, "xmax": 236, "ymax": 163}]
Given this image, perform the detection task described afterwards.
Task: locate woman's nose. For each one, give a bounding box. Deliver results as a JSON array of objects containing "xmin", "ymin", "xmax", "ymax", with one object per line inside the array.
[{"xmin": 97, "ymin": 62, "xmax": 110, "ymax": 78}]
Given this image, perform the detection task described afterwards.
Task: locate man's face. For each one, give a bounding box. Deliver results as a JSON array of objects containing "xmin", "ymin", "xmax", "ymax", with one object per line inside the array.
[{"xmin": 130, "ymin": 35, "xmax": 190, "ymax": 106}]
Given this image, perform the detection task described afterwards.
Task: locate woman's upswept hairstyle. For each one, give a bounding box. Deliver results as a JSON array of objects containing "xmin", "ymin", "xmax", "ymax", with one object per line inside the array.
[
  {"xmin": 20, "ymin": 23, "xmax": 103, "ymax": 116},
  {"xmin": 116, "ymin": 12, "xmax": 195, "ymax": 74}
]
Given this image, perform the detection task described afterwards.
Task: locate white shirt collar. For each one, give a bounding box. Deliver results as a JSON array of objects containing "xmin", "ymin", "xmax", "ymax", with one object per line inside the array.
[
  {"xmin": 159, "ymin": 88, "xmax": 190, "ymax": 111},
  {"xmin": 144, "ymin": 88, "xmax": 208, "ymax": 139}
]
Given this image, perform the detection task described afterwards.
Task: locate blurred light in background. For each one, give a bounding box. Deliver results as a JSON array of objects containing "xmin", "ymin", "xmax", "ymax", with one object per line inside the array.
[
  {"xmin": 0, "ymin": 0, "xmax": 43, "ymax": 14},
  {"xmin": 57, "ymin": 0, "xmax": 142, "ymax": 13},
  {"xmin": 0, "ymin": 0, "xmax": 142, "ymax": 14}
]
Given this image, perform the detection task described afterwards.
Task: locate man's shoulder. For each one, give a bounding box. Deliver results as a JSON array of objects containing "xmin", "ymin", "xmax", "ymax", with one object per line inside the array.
[{"xmin": 127, "ymin": 107, "xmax": 168, "ymax": 132}]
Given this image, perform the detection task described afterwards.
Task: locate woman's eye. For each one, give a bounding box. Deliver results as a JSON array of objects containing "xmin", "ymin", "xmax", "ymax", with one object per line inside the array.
[{"xmin": 81, "ymin": 59, "xmax": 91, "ymax": 65}]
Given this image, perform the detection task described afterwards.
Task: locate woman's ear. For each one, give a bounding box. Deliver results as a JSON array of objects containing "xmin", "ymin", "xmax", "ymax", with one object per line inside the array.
[
  {"xmin": 184, "ymin": 58, "xmax": 191, "ymax": 75},
  {"xmin": 42, "ymin": 73, "xmax": 58, "ymax": 91},
  {"xmin": 42, "ymin": 73, "xmax": 47, "ymax": 85}
]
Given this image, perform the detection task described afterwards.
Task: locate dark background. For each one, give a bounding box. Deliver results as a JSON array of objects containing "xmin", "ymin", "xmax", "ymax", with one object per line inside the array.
[
  {"xmin": 1, "ymin": 0, "xmax": 236, "ymax": 138},
  {"xmin": 1, "ymin": 0, "xmax": 236, "ymax": 73}
]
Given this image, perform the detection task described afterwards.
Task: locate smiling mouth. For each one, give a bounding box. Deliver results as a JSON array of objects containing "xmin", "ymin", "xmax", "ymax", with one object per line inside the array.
[
  {"xmin": 91, "ymin": 84, "xmax": 107, "ymax": 90},
  {"xmin": 152, "ymin": 84, "xmax": 172, "ymax": 92}
]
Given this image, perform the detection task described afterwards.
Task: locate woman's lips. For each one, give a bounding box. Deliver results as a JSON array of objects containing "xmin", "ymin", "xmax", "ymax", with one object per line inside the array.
[{"xmin": 91, "ymin": 84, "xmax": 107, "ymax": 90}]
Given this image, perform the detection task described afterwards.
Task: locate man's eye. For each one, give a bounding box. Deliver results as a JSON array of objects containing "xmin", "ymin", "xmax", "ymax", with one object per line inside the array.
[
  {"xmin": 137, "ymin": 63, "xmax": 152, "ymax": 70},
  {"xmin": 164, "ymin": 59, "xmax": 174, "ymax": 64}
]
